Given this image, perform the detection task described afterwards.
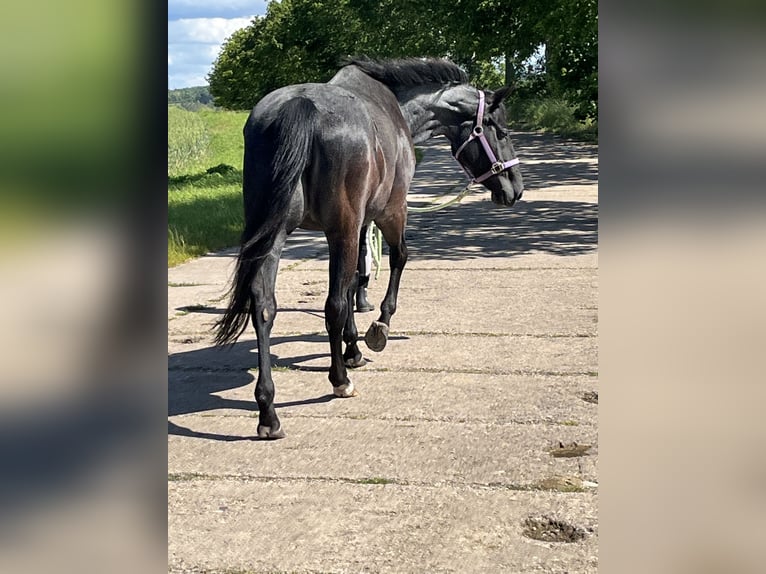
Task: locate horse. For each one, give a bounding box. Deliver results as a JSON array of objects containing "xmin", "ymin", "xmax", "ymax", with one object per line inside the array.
[{"xmin": 214, "ymin": 57, "xmax": 524, "ymax": 439}]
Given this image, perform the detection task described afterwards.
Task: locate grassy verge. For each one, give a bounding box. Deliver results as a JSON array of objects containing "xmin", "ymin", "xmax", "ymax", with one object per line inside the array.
[
  {"xmin": 168, "ymin": 169, "xmax": 244, "ymax": 266},
  {"xmin": 168, "ymin": 108, "xmax": 249, "ymax": 266}
]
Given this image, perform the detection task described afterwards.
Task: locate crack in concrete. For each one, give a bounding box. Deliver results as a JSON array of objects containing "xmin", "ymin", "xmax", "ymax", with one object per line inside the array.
[
  {"xmin": 178, "ymin": 412, "xmax": 597, "ymax": 427},
  {"xmin": 168, "ymin": 364, "xmax": 598, "ymax": 377},
  {"xmin": 167, "ymin": 472, "xmax": 598, "ymax": 494}
]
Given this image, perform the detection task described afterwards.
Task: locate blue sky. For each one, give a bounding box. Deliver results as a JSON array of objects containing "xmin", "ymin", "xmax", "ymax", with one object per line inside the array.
[{"xmin": 168, "ymin": 1, "xmax": 269, "ymax": 89}]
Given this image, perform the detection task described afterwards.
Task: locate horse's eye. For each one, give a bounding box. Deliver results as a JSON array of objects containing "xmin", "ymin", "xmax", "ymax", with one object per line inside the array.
[{"xmin": 488, "ymin": 118, "xmax": 507, "ymax": 140}]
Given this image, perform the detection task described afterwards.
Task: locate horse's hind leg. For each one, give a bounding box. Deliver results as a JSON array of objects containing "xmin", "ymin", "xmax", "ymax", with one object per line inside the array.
[
  {"xmin": 251, "ymin": 231, "xmax": 287, "ymax": 439},
  {"xmin": 365, "ymin": 212, "xmax": 408, "ymax": 353},
  {"xmin": 325, "ymin": 232, "xmax": 361, "ymax": 397}
]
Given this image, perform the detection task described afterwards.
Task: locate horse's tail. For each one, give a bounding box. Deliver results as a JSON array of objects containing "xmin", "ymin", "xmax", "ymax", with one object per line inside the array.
[{"xmin": 214, "ymin": 97, "xmax": 317, "ymax": 346}]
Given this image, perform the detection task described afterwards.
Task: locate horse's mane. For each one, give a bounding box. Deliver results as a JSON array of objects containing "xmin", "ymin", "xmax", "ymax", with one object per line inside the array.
[{"xmin": 344, "ymin": 57, "xmax": 469, "ymax": 89}]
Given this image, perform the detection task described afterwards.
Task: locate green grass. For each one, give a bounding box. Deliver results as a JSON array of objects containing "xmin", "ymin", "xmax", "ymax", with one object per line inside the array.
[
  {"xmin": 168, "ymin": 107, "xmax": 249, "ymax": 266},
  {"xmin": 167, "ymin": 106, "xmax": 210, "ymax": 177},
  {"xmin": 354, "ymin": 477, "xmax": 395, "ymax": 485}
]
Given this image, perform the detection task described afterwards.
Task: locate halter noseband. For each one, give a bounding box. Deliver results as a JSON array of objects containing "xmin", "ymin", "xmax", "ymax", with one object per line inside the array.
[{"xmin": 453, "ymin": 90, "xmax": 519, "ymax": 184}]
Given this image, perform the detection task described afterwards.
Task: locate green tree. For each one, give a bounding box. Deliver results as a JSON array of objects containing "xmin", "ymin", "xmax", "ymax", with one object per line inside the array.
[
  {"xmin": 207, "ymin": 21, "xmax": 265, "ymax": 110},
  {"xmin": 208, "ymin": 0, "xmax": 366, "ymax": 109},
  {"xmin": 208, "ymin": 0, "xmax": 597, "ymax": 122},
  {"xmin": 540, "ymin": 0, "xmax": 597, "ymax": 120}
]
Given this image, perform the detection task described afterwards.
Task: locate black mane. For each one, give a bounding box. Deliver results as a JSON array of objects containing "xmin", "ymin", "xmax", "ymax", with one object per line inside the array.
[{"xmin": 344, "ymin": 57, "xmax": 469, "ymax": 90}]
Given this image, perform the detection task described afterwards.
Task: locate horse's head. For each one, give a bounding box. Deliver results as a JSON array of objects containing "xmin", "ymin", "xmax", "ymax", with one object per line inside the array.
[{"xmin": 448, "ymin": 86, "xmax": 524, "ymax": 206}]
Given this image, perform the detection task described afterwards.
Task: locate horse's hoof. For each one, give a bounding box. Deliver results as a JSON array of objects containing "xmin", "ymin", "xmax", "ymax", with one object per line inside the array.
[
  {"xmin": 344, "ymin": 355, "xmax": 367, "ymax": 368},
  {"xmin": 355, "ymin": 302, "xmax": 375, "ymax": 313},
  {"xmin": 365, "ymin": 321, "xmax": 389, "ymax": 352},
  {"xmin": 333, "ymin": 381, "xmax": 358, "ymax": 398},
  {"xmin": 257, "ymin": 424, "xmax": 286, "ymax": 440}
]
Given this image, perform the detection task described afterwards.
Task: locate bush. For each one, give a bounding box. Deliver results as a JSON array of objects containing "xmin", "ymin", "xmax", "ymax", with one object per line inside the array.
[
  {"xmin": 510, "ymin": 96, "xmax": 597, "ymax": 142},
  {"xmin": 527, "ymin": 98, "xmax": 579, "ymax": 131}
]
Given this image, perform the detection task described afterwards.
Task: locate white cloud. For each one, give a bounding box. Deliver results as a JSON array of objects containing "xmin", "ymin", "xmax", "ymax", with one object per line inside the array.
[
  {"xmin": 168, "ymin": 16, "xmax": 255, "ymax": 89},
  {"xmin": 168, "ymin": 17, "xmax": 253, "ymax": 45}
]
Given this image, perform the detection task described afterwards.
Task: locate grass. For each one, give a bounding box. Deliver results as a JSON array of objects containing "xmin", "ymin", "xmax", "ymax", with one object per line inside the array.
[
  {"xmin": 168, "ymin": 107, "xmax": 249, "ymax": 266},
  {"xmin": 167, "ymin": 106, "xmax": 210, "ymax": 177},
  {"xmin": 168, "ymin": 281, "xmax": 205, "ymax": 287},
  {"xmin": 354, "ymin": 477, "xmax": 396, "ymax": 485}
]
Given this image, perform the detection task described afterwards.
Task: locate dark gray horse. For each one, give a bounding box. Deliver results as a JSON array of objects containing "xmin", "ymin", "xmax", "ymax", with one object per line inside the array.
[{"xmin": 215, "ymin": 58, "xmax": 524, "ymax": 438}]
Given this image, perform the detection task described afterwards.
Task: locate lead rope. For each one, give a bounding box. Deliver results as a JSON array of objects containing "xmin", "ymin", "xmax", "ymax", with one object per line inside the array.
[
  {"xmin": 368, "ymin": 180, "xmax": 475, "ymax": 279},
  {"xmin": 368, "ymin": 223, "xmax": 383, "ymax": 280}
]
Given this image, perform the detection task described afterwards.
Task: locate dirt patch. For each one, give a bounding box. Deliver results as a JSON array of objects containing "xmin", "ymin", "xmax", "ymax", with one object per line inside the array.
[
  {"xmin": 535, "ymin": 476, "xmax": 585, "ymax": 492},
  {"xmin": 522, "ymin": 515, "xmax": 590, "ymax": 543},
  {"xmin": 582, "ymin": 390, "xmax": 598, "ymax": 404},
  {"xmin": 172, "ymin": 335, "xmax": 207, "ymax": 344},
  {"xmin": 549, "ymin": 441, "xmax": 592, "ymax": 458}
]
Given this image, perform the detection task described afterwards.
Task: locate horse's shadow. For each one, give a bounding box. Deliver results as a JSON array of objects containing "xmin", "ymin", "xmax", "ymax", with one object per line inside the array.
[
  {"xmin": 168, "ymin": 331, "xmax": 408, "ymax": 441},
  {"xmin": 168, "ymin": 336, "xmax": 323, "ymax": 441}
]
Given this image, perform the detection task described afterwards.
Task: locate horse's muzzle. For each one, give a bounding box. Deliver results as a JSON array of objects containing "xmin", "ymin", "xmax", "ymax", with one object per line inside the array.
[{"xmin": 492, "ymin": 188, "xmax": 522, "ymax": 206}]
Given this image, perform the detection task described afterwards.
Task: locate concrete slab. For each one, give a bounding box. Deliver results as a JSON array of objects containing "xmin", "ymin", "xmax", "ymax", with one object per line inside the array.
[
  {"xmin": 168, "ymin": 414, "xmax": 597, "ymax": 486},
  {"xmin": 168, "ymin": 481, "xmax": 598, "ymax": 574},
  {"xmin": 169, "ymin": 265, "xmax": 597, "ymax": 340}
]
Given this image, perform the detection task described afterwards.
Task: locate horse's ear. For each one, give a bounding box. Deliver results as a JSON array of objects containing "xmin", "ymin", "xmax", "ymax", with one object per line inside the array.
[{"xmin": 488, "ymin": 85, "xmax": 515, "ymax": 113}]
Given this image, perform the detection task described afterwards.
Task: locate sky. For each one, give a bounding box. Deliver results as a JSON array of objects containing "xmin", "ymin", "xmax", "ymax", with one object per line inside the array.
[{"xmin": 168, "ymin": 1, "xmax": 269, "ymax": 89}]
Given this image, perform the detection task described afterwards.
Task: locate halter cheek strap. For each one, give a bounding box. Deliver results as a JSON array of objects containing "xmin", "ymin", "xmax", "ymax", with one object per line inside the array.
[{"xmin": 453, "ymin": 91, "xmax": 520, "ymax": 183}]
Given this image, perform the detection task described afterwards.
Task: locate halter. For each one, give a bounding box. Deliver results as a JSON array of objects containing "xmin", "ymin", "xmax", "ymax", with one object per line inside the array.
[{"xmin": 453, "ymin": 90, "xmax": 520, "ymax": 184}]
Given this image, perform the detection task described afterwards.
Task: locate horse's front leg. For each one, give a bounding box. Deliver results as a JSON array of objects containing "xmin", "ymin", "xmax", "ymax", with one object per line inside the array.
[
  {"xmin": 251, "ymin": 234, "xmax": 286, "ymax": 439},
  {"xmin": 365, "ymin": 215, "xmax": 408, "ymax": 353},
  {"xmin": 325, "ymin": 234, "xmax": 360, "ymax": 397}
]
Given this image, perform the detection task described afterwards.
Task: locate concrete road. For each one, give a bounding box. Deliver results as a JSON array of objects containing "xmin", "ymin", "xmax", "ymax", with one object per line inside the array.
[{"xmin": 168, "ymin": 131, "xmax": 598, "ymax": 573}]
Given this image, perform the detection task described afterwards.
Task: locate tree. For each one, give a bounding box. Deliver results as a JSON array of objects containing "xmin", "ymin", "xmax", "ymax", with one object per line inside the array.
[
  {"xmin": 209, "ymin": 1, "xmax": 366, "ymax": 109},
  {"xmin": 541, "ymin": 0, "xmax": 597, "ymax": 120},
  {"xmin": 208, "ymin": 0, "xmax": 598, "ymax": 122}
]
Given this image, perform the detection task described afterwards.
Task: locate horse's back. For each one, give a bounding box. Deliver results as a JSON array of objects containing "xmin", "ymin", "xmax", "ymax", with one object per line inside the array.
[
  {"xmin": 249, "ymin": 83, "xmax": 373, "ymax": 139},
  {"xmin": 244, "ymin": 74, "xmax": 413, "ymax": 230}
]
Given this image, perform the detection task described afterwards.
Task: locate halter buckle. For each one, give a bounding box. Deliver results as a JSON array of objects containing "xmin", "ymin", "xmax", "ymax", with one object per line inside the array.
[{"xmin": 490, "ymin": 161, "xmax": 505, "ymax": 175}]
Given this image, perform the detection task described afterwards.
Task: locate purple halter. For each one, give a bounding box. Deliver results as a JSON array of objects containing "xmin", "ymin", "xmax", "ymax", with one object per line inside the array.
[{"xmin": 453, "ymin": 90, "xmax": 520, "ymax": 184}]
